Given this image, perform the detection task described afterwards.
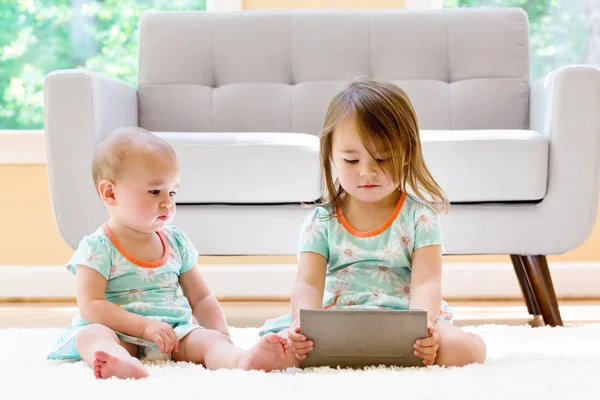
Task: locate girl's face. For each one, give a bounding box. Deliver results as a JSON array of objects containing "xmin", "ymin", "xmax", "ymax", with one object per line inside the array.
[{"xmin": 331, "ymin": 115, "xmax": 399, "ymax": 205}]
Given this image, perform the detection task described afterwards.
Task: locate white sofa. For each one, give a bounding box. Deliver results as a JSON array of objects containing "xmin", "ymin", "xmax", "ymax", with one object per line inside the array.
[{"xmin": 44, "ymin": 8, "xmax": 600, "ymax": 326}]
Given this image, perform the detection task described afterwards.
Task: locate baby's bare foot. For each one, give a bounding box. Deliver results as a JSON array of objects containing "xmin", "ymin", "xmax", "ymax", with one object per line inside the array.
[
  {"xmin": 93, "ymin": 350, "xmax": 149, "ymax": 379},
  {"xmin": 237, "ymin": 333, "xmax": 290, "ymax": 372}
]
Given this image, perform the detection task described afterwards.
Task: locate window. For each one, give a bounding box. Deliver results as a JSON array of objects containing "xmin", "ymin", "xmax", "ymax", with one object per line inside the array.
[
  {"xmin": 444, "ymin": 0, "xmax": 600, "ymax": 80},
  {"xmin": 4, "ymin": 1, "xmax": 598, "ymax": 130},
  {"xmin": 0, "ymin": 0, "xmax": 206, "ymax": 130}
]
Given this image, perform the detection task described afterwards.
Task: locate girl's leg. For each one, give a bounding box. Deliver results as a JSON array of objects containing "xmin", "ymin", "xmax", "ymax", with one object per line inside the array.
[
  {"xmin": 76, "ymin": 324, "xmax": 148, "ymax": 379},
  {"xmin": 172, "ymin": 328, "xmax": 289, "ymax": 372},
  {"xmin": 434, "ymin": 321, "xmax": 487, "ymax": 367}
]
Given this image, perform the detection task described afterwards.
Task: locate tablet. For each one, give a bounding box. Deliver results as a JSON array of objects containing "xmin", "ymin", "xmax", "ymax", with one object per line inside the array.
[{"xmin": 300, "ymin": 309, "xmax": 428, "ymax": 369}]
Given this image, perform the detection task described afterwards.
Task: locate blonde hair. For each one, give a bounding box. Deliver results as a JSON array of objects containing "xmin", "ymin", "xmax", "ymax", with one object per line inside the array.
[
  {"xmin": 91, "ymin": 127, "xmax": 177, "ymax": 195},
  {"xmin": 319, "ymin": 77, "xmax": 450, "ymax": 214}
]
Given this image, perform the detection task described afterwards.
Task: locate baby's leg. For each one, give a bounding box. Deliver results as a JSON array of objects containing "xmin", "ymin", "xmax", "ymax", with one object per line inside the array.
[
  {"xmin": 172, "ymin": 328, "xmax": 289, "ymax": 372},
  {"xmin": 434, "ymin": 321, "xmax": 487, "ymax": 367},
  {"xmin": 76, "ymin": 324, "xmax": 148, "ymax": 379},
  {"xmin": 272, "ymin": 328, "xmax": 302, "ymax": 369}
]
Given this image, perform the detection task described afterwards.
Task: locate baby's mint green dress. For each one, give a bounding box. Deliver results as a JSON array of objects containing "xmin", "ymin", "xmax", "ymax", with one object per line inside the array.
[
  {"xmin": 47, "ymin": 225, "xmax": 202, "ymax": 360},
  {"xmin": 259, "ymin": 193, "xmax": 453, "ymax": 336}
]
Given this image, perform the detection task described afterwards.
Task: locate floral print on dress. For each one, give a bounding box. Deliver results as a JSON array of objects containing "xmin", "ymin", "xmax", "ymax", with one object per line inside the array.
[
  {"xmin": 367, "ymin": 287, "xmax": 385, "ymax": 304},
  {"xmin": 109, "ymin": 253, "xmax": 129, "ymax": 279},
  {"xmin": 370, "ymin": 265, "xmax": 399, "ymax": 284},
  {"xmin": 377, "ymin": 240, "xmax": 403, "ymax": 262},
  {"xmin": 335, "ymin": 239, "xmax": 367, "ymax": 264},
  {"xmin": 302, "ymin": 219, "xmax": 325, "ymax": 246},
  {"xmin": 335, "ymin": 266, "xmax": 358, "ymax": 281},
  {"xmin": 157, "ymin": 274, "xmax": 178, "ymax": 290},
  {"xmin": 125, "ymin": 287, "xmax": 142, "ymax": 302},
  {"xmin": 169, "ymin": 246, "xmax": 180, "ymax": 262},
  {"xmin": 330, "ymin": 280, "xmax": 350, "ymax": 297},
  {"xmin": 393, "ymin": 276, "xmax": 412, "ymax": 299},
  {"xmin": 136, "ymin": 267, "xmax": 157, "ymax": 283},
  {"xmin": 70, "ymin": 239, "xmax": 110, "ymax": 278},
  {"xmin": 392, "ymin": 226, "xmax": 413, "ymax": 250},
  {"xmin": 164, "ymin": 300, "xmax": 185, "ymax": 315},
  {"xmin": 342, "ymin": 293, "xmax": 365, "ymax": 306},
  {"xmin": 415, "ymin": 207, "xmax": 438, "ymax": 233},
  {"xmin": 129, "ymin": 301, "xmax": 152, "ymax": 313}
]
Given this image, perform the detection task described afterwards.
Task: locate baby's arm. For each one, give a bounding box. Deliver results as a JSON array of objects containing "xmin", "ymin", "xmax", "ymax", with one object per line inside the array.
[
  {"xmin": 408, "ymin": 245, "xmax": 443, "ymax": 324},
  {"xmin": 291, "ymin": 251, "xmax": 327, "ymax": 322},
  {"xmin": 76, "ymin": 265, "xmax": 150, "ymax": 337},
  {"xmin": 179, "ymin": 264, "xmax": 230, "ymax": 338}
]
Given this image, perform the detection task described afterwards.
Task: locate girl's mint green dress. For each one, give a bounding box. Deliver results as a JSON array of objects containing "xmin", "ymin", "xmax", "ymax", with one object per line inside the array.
[
  {"xmin": 259, "ymin": 192, "xmax": 453, "ymax": 336},
  {"xmin": 47, "ymin": 224, "xmax": 203, "ymax": 360}
]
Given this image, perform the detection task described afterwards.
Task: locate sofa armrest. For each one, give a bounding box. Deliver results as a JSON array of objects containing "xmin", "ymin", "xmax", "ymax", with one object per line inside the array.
[
  {"xmin": 44, "ymin": 70, "xmax": 138, "ymax": 248},
  {"xmin": 530, "ymin": 65, "xmax": 600, "ymax": 249}
]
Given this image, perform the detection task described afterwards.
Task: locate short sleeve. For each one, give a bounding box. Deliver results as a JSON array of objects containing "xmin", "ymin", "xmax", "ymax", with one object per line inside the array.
[
  {"xmin": 413, "ymin": 204, "xmax": 444, "ymax": 252},
  {"xmin": 168, "ymin": 226, "xmax": 199, "ymax": 274},
  {"xmin": 66, "ymin": 234, "xmax": 112, "ymax": 280},
  {"xmin": 298, "ymin": 207, "xmax": 330, "ymax": 260}
]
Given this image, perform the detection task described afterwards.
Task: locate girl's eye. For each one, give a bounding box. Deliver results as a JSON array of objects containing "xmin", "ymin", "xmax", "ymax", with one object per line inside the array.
[
  {"xmin": 376, "ymin": 158, "xmax": 388, "ymax": 163},
  {"xmin": 149, "ymin": 190, "xmax": 160, "ymax": 195},
  {"xmin": 344, "ymin": 159, "xmax": 359, "ymax": 164},
  {"xmin": 169, "ymin": 191, "xmax": 177, "ymax": 197}
]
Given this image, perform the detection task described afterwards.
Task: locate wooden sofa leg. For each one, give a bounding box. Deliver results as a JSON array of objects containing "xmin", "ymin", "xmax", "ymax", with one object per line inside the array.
[
  {"xmin": 510, "ymin": 254, "xmax": 541, "ymax": 317},
  {"xmin": 520, "ymin": 255, "xmax": 564, "ymax": 327}
]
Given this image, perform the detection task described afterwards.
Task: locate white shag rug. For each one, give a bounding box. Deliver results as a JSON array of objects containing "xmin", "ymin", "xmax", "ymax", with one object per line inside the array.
[{"xmin": 2, "ymin": 324, "xmax": 600, "ymax": 399}]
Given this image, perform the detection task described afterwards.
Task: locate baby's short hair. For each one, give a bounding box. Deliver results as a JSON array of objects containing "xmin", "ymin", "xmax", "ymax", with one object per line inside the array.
[{"xmin": 91, "ymin": 127, "xmax": 176, "ymax": 192}]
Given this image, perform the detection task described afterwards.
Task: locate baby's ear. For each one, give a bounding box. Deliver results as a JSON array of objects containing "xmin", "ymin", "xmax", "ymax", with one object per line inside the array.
[{"xmin": 98, "ymin": 179, "xmax": 116, "ymax": 206}]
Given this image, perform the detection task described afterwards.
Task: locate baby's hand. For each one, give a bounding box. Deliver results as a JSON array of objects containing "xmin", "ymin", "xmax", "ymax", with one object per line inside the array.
[
  {"xmin": 413, "ymin": 320, "xmax": 440, "ymax": 366},
  {"xmin": 288, "ymin": 319, "xmax": 313, "ymax": 361},
  {"xmin": 142, "ymin": 320, "xmax": 179, "ymax": 354}
]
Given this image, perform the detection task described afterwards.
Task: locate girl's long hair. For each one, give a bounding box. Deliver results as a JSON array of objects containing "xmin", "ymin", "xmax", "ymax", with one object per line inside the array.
[{"xmin": 319, "ymin": 77, "xmax": 450, "ymax": 215}]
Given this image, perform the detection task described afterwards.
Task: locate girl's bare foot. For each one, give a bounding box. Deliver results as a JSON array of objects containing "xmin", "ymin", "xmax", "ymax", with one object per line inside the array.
[
  {"xmin": 93, "ymin": 350, "xmax": 149, "ymax": 379},
  {"xmin": 237, "ymin": 333, "xmax": 290, "ymax": 372}
]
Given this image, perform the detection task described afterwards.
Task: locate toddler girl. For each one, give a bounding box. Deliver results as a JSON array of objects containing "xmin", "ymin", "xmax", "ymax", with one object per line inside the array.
[{"xmin": 260, "ymin": 77, "xmax": 487, "ymax": 368}]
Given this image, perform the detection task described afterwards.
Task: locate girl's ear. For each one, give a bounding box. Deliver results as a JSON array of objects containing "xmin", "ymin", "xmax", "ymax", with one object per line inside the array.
[{"xmin": 98, "ymin": 179, "xmax": 117, "ymax": 206}]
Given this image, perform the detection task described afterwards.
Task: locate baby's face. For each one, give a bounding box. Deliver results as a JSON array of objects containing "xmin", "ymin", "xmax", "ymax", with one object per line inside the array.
[
  {"xmin": 331, "ymin": 115, "xmax": 398, "ymax": 205},
  {"xmin": 112, "ymin": 154, "xmax": 180, "ymax": 233}
]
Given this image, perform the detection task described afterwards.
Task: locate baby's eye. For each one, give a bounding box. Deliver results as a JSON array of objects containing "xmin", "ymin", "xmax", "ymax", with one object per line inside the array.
[
  {"xmin": 149, "ymin": 190, "xmax": 160, "ymax": 195},
  {"xmin": 169, "ymin": 191, "xmax": 177, "ymax": 197},
  {"xmin": 344, "ymin": 159, "xmax": 359, "ymax": 164}
]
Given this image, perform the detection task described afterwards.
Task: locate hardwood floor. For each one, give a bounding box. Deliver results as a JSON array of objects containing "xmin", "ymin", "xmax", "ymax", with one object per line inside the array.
[{"xmin": 1, "ymin": 299, "xmax": 600, "ymax": 329}]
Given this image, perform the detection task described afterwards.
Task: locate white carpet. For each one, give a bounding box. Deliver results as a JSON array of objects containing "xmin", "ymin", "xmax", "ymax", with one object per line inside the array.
[{"xmin": 2, "ymin": 324, "xmax": 600, "ymax": 399}]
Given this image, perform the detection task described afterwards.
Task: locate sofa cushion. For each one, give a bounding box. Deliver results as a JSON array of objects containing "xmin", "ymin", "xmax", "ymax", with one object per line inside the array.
[
  {"xmin": 155, "ymin": 129, "xmax": 547, "ymax": 204},
  {"xmin": 421, "ymin": 130, "xmax": 548, "ymax": 202},
  {"xmin": 155, "ymin": 132, "xmax": 321, "ymax": 204}
]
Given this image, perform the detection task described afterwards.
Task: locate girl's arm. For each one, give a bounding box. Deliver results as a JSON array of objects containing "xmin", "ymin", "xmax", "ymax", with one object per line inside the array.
[
  {"xmin": 291, "ymin": 251, "xmax": 328, "ymax": 322},
  {"xmin": 408, "ymin": 244, "xmax": 443, "ymax": 324},
  {"xmin": 76, "ymin": 265, "xmax": 150, "ymax": 337},
  {"xmin": 179, "ymin": 265, "xmax": 230, "ymax": 337}
]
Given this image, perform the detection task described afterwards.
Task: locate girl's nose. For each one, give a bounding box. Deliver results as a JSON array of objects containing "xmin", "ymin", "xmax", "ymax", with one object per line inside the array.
[{"xmin": 359, "ymin": 161, "xmax": 378, "ymax": 177}]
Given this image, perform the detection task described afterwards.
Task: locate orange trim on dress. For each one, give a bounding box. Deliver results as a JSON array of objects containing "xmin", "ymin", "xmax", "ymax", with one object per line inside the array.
[
  {"xmin": 102, "ymin": 223, "xmax": 170, "ymax": 268},
  {"xmin": 336, "ymin": 191, "xmax": 407, "ymax": 238}
]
